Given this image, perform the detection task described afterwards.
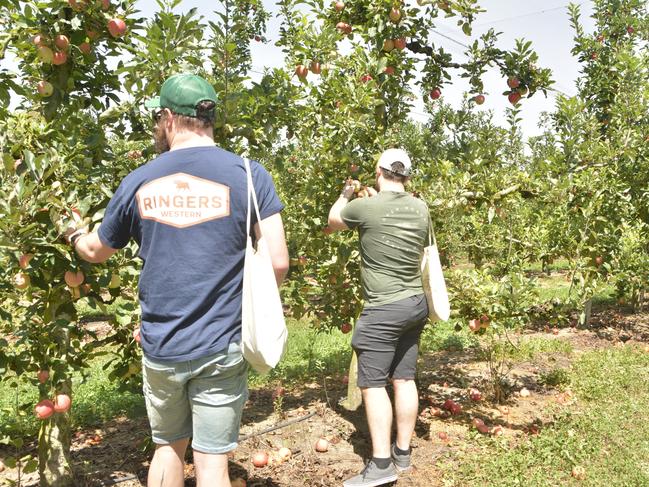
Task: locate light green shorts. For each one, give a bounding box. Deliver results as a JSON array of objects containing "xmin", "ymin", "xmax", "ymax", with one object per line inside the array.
[{"xmin": 142, "ymin": 342, "xmax": 248, "ymax": 454}]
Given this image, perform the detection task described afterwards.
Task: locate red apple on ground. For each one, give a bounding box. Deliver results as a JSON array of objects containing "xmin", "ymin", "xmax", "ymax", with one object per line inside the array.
[
  {"xmin": 310, "ymin": 61, "xmax": 321, "ymax": 74},
  {"xmin": 64, "ymin": 270, "xmax": 85, "ymax": 288},
  {"xmin": 52, "ymin": 51, "xmax": 68, "ymax": 65},
  {"xmin": 519, "ymin": 387, "xmax": 531, "ymax": 398},
  {"xmin": 334, "ymin": 1, "xmax": 344, "ymax": 11},
  {"xmin": 627, "ymin": 26, "xmax": 635, "ymax": 34},
  {"xmin": 437, "ymin": 431, "xmax": 449, "ymax": 441},
  {"xmin": 79, "ymin": 42, "xmax": 92, "ymax": 54},
  {"xmin": 473, "ymin": 94, "xmax": 485, "ymax": 105},
  {"xmin": 507, "ymin": 77, "xmax": 520, "ymax": 89},
  {"xmin": 37, "ymin": 46, "xmax": 54, "ymax": 63},
  {"xmin": 394, "ymin": 37, "xmax": 406, "ymax": 50},
  {"xmin": 54, "ymin": 394, "xmax": 71, "ymax": 413},
  {"xmin": 315, "ymin": 438, "xmax": 329, "ymax": 452},
  {"xmin": 508, "ymin": 92, "xmax": 521, "ymax": 105},
  {"xmin": 430, "ymin": 88, "xmax": 441, "ymax": 100},
  {"xmin": 594, "ymin": 256, "xmax": 603, "ymax": 266},
  {"xmin": 54, "ymin": 35, "xmax": 70, "ymax": 50},
  {"xmin": 389, "ymin": 8, "xmax": 401, "ymax": 22},
  {"xmin": 14, "ymin": 272, "xmax": 31, "ymax": 289},
  {"xmin": 278, "ymin": 447, "xmax": 291, "ymax": 460},
  {"xmin": 35, "ymin": 399, "xmax": 55, "ymax": 419},
  {"xmin": 252, "ymin": 451, "xmax": 268, "ymax": 467},
  {"xmin": 491, "ymin": 425, "xmax": 503, "ymax": 436},
  {"xmin": 349, "ymin": 163, "xmax": 359, "ymax": 173},
  {"xmin": 468, "ymin": 388, "xmax": 482, "ymax": 401},
  {"xmin": 572, "ymin": 465, "xmax": 586, "ymax": 480},
  {"xmin": 382, "ymin": 39, "xmax": 394, "ymax": 52},
  {"xmin": 341, "ymin": 323, "xmax": 352, "ymax": 334},
  {"xmin": 107, "ymin": 18, "xmax": 127, "ymax": 38}
]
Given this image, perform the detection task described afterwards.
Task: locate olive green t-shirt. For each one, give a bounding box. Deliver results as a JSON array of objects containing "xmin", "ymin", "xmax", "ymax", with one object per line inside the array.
[{"xmin": 340, "ymin": 191, "xmax": 430, "ymax": 307}]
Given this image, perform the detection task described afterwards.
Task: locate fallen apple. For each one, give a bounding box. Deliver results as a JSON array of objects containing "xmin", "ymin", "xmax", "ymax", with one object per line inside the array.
[
  {"xmin": 468, "ymin": 319, "xmax": 480, "ymax": 332},
  {"xmin": 471, "ymin": 417, "xmax": 485, "ymax": 429},
  {"xmin": 437, "ymin": 431, "xmax": 448, "ymax": 441},
  {"xmin": 572, "ymin": 465, "xmax": 586, "ymax": 480},
  {"xmin": 468, "ymin": 388, "xmax": 482, "ymax": 401},
  {"xmin": 53, "ymin": 394, "xmax": 72, "ymax": 413},
  {"xmin": 594, "ymin": 255, "xmax": 603, "ymax": 266},
  {"xmin": 278, "ymin": 447, "xmax": 291, "ymax": 460},
  {"xmin": 491, "ymin": 425, "xmax": 503, "ymax": 436},
  {"xmin": 252, "ymin": 451, "xmax": 268, "ymax": 468},
  {"xmin": 340, "ymin": 323, "xmax": 352, "ymax": 334},
  {"xmin": 35, "ymin": 399, "xmax": 55, "ymax": 419},
  {"xmin": 519, "ymin": 387, "xmax": 531, "ymax": 398},
  {"xmin": 315, "ymin": 438, "xmax": 329, "ymax": 452}
]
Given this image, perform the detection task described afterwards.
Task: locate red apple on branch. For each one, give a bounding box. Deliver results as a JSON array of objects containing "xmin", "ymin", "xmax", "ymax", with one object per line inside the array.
[
  {"xmin": 54, "ymin": 35, "xmax": 70, "ymax": 50},
  {"xmin": 389, "ymin": 8, "xmax": 401, "ymax": 23},
  {"xmin": 35, "ymin": 399, "xmax": 55, "ymax": 419},
  {"xmin": 507, "ymin": 77, "xmax": 520, "ymax": 89},
  {"xmin": 107, "ymin": 18, "xmax": 127, "ymax": 38},
  {"xmin": 52, "ymin": 51, "xmax": 68, "ymax": 65},
  {"xmin": 430, "ymin": 88, "xmax": 442, "ymax": 100},
  {"xmin": 53, "ymin": 394, "xmax": 72, "ymax": 413}
]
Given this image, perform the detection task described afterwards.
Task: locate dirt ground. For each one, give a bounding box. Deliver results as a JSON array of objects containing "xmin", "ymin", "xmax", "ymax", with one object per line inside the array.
[{"xmin": 3, "ymin": 306, "xmax": 648, "ymax": 487}]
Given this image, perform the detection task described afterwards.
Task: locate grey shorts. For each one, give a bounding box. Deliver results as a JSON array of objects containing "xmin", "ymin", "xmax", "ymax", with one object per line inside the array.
[
  {"xmin": 142, "ymin": 342, "xmax": 248, "ymax": 454},
  {"xmin": 351, "ymin": 294, "xmax": 429, "ymax": 388}
]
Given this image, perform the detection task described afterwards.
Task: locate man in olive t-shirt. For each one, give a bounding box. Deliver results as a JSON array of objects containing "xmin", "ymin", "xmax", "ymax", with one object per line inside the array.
[{"xmin": 328, "ymin": 149, "xmax": 430, "ymax": 487}]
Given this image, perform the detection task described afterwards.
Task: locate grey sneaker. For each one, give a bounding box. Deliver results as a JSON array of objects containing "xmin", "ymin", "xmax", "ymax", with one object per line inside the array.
[
  {"xmin": 391, "ymin": 443, "xmax": 411, "ymax": 472},
  {"xmin": 343, "ymin": 460, "xmax": 398, "ymax": 487}
]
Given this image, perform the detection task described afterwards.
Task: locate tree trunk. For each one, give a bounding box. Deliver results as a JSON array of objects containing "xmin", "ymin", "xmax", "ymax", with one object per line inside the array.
[
  {"xmin": 339, "ymin": 351, "xmax": 362, "ymax": 411},
  {"xmin": 579, "ymin": 298, "xmax": 593, "ymax": 327},
  {"xmin": 38, "ymin": 396, "xmax": 74, "ymax": 487}
]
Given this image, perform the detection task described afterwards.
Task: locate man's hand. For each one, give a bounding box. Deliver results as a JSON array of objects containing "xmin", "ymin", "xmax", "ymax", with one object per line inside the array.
[{"xmin": 340, "ymin": 178, "xmax": 356, "ymax": 200}]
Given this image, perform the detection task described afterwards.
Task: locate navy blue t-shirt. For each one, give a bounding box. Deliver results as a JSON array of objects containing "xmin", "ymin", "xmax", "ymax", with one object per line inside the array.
[{"xmin": 98, "ymin": 146, "xmax": 284, "ymax": 362}]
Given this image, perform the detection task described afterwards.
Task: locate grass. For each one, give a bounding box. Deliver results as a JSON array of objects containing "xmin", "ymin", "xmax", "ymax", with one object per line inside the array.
[{"xmin": 443, "ymin": 346, "xmax": 649, "ymax": 486}]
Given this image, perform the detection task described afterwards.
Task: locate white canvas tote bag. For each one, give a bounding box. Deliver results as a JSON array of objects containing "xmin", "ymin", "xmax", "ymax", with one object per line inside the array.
[
  {"xmin": 241, "ymin": 158, "xmax": 288, "ymax": 374},
  {"xmin": 421, "ymin": 218, "xmax": 450, "ymax": 321}
]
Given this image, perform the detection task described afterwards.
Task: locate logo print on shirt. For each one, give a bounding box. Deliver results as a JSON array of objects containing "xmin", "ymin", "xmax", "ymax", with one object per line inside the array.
[{"xmin": 136, "ymin": 173, "xmax": 230, "ymax": 228}]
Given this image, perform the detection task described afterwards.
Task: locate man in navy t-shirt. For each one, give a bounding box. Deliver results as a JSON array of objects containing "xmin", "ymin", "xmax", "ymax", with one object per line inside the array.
[{"xmin": 67, "ymin": 73, "xmax": 289, "ymax": 486}]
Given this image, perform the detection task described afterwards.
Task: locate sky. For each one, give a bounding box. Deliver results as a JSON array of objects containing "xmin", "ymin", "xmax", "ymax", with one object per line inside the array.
[
  {"xmin": 131, "ymin": 0, "xmax": 597, "ymax": 139},
  {"xmin": 3, "ymin": 1, "xmax": 597, "ymax": 140}
]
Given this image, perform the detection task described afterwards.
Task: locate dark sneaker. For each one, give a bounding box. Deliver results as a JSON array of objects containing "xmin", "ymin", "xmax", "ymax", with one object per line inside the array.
[
  {"xmin": 343, "ymin": 460, "xmax": 398, "ymax": 487},
  {"xmin": 391, "ymin": 443, "xmax": 411, "ymax": 472}
]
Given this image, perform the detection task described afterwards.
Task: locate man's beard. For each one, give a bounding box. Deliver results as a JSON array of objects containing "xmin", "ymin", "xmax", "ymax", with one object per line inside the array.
[{"xmin": 153, "ymin": 122, "xmax": 170, "ymax": 153}]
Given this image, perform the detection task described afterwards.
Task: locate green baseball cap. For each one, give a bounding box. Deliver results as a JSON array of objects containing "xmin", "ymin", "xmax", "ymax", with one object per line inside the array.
[{"xmin": 145, "ymin": 73, "xmax": 218, "ymax": 117}]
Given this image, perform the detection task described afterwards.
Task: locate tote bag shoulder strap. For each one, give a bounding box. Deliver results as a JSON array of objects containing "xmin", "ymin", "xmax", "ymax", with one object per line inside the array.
[{"xmin": 244, "ymin": 157, "xmax": 264, "ymax": 238}]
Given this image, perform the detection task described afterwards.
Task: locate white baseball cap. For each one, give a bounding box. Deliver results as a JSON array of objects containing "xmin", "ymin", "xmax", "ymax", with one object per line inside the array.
[{"xmin": 377, "ymin": 148, "xmax": 412, "ymax": 176}]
